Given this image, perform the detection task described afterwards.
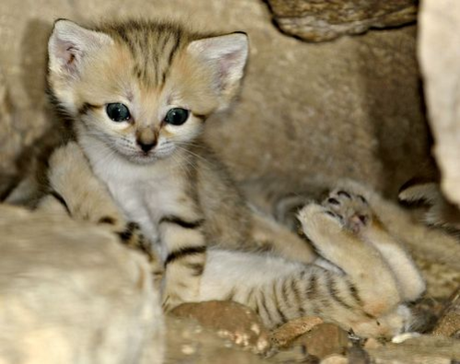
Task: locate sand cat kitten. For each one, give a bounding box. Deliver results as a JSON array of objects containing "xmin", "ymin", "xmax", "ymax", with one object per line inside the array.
[
  {"xmin": 46, "ymin": 19, "xmax": 315, "ymax": 309},
  {"xmin": 39, "ymin": 142, "xmax": 425, "ymax": 338}
]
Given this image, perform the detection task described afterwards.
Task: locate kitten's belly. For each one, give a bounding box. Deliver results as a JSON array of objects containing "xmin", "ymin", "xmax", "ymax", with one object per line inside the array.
[{"xmin": 85, "ymin": 146, "xmax": 183, "ymax": 261}]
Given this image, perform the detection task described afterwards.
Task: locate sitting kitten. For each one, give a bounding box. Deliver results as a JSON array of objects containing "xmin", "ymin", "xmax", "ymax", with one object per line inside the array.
[
  {"xmin": 39, "ymin": 18, "xmax": 425, "ymax": 337},
  {"xmin": 45, "ymin": 19, "xmax": 315, "ymax": 309},
  {"xmin": 39, "ymin": 142, "xmax": 425, "ymax": 338}
]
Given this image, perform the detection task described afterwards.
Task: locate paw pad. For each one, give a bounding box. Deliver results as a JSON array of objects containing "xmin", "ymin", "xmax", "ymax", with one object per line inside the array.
[{"xmin": 323, "ymin": 189, "xmax": 373, "ymax": 233}]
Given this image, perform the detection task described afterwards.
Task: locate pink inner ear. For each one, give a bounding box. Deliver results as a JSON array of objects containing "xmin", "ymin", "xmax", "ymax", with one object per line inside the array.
[
  {"xmin": 65, "ymin": 46, "xmax": 79, "ymax": 65},
  {"xmin": 54, "ymin": 39, "xmax": 80, "ymax": 67},
  {"xmin": 220, "ymin": 51, "xmax": 241, "ymax": 74}
]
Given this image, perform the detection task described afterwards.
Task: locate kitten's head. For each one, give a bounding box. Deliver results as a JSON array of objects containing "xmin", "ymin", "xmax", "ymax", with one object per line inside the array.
[{"xmin": 47, "ymin": 19, "xmax": 248, "ymax": 164}]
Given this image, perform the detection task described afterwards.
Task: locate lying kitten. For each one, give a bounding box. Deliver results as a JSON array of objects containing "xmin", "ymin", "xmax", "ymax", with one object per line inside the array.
[
  {"xmin": 40, "ymin": 142, "xmax": 425, "ymax": 338},
  {"xmin": 45, "ymin": 18, "xmax": 315, "ymax": 309}
]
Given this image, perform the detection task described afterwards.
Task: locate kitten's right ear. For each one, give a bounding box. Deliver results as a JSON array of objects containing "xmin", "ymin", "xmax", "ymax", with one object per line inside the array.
[
  {"xmin": 48, "ymin": 19, "xmax": 113, "ymax": 79},
  {"xmin": 187, "ymin": 32, "xmax": 249, "ymax": 110}
]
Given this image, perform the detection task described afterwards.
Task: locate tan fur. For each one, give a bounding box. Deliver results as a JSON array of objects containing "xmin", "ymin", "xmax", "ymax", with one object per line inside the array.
[
  {"xmin": 42, "ymin": 142, "xmax": 423, "ymax": 338},
  {"xmin": 44, "ymin": 19, "xmax": 315, "ymax": 309},
  {"xmin": 399, "ymin": 180, "xmax": 460, "ymax": 231},
  {"xmin": 37, "ymin": 18, "xmax": 427, "ymax": 337}
]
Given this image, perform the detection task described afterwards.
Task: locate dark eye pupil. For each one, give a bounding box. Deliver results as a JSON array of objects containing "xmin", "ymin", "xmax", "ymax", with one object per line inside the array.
[
  {"xmin": 165, "ymin": 108, "xmax": 189, "ymax": 126},
  {"xmin": 106, "ymin": 103, "xmax": 131, "ymax": 122}
]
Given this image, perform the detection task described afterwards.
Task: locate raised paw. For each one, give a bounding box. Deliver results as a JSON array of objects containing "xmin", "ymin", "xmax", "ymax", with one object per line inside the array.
[
  {"xmin": 323, "ymin": 189, "xmax": 372, "ymax": 234},
  {"xmin": 297, "ymin": 202, "xmax": 344, "ymax": 240}
]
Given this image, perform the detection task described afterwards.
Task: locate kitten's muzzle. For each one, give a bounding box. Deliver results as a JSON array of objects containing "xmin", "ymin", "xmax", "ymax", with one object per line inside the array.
[{"xmin": 136, "ymin": 128, "xmax": 158, "ymax": 153}]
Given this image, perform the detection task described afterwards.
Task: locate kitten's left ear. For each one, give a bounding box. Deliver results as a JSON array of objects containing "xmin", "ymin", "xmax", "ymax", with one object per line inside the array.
[
  {"xmin": 48, "ymin": 19, "xmax": 113, "ymax": 80},
  {"xmin": 188, "ymin": 32, "xmax": 249, "ymax": 110}
]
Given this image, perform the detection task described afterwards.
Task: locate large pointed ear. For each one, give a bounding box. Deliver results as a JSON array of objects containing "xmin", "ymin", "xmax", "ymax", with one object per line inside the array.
[
  {"xmin": 48, "ymin": 19, "xmax": 113, "ymax": 80},
  {"xmin": 187, "ymin": 32, "xmax": 249, "ymax": 110}
]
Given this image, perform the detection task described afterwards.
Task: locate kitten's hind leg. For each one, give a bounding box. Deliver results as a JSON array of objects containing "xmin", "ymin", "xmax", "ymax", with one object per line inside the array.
[
  {"xmin": 328, "ymin": 185, "xmax": 426, "ymax": 302},
  {"xmin": 298, "ymin": 200, "xmax": 401, "ymax": 318}
]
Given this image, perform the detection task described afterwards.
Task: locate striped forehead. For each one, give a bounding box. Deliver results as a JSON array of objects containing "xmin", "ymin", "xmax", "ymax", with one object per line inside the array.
[{"xmin": 107, "ymin": 23, "xmax": 186, "ymax": 87}]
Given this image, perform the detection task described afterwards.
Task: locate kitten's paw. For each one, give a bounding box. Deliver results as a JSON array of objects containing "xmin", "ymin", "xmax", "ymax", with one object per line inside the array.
[
  {"xmin": 162, "ymin": 293, "xmax": 184, "ymax": 313},
  {"xmin": 323, "ymin": 189, "xmax": 372, "ymax": 234},
  {"xmin": 297, "ymin": 202, "xmax": 344, "ymax": 238},
  {"xmin": 116, "ymin": 221, "xmax": 164, "ymax": 287}
]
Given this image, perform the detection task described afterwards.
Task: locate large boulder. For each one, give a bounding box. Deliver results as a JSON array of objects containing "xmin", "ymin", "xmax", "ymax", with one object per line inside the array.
[
  {"xmin": 0, "ymin": 205, "xmax": 163, "ymax": 364},
  {"xmin": 266, "ymin": 0, "xmax": 417, "ymax": 42},
  {"xmin": 419, "ymin": 0, "xmax": 460, "ymax": 206}
]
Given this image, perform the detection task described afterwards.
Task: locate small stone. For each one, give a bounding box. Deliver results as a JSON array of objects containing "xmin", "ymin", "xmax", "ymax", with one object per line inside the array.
[
  {"xmin": 321, "ymin": 354, "xmax": 349, "ymax": 364},
  {"xmin": 391, "ymin": 332, "xmax": 421, "ymax": 344},
  {"xmin": 270, "ymin": 316, "xmax": 324, "ymax": 349},
  {"xmin": 170, "ymin": 300, "xmax": 270, "ymax": 354},
  {"xmin": 294, "ymin": 323, "xmax": 349, "ymax": 359},
  {"xmin": 180, "ymin": 344, "xmax": 196, "ymax": 355},
  {"xmin": 363, "ymin": 338, "xmax": 382, "ymax": 350},
  {"xmin": 433, "ymin": 287, "xmax": 460, "ymax": 337}
]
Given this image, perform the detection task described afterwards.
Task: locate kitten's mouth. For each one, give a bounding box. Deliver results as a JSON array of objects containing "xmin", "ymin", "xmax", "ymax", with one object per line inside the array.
[
  {"xmin": 128, "ymin": 152, "xmax": 160, "ymax": 164},
  {"xmin": 115, "ymin": 144, "xmax": 175, "ymax": 165}
]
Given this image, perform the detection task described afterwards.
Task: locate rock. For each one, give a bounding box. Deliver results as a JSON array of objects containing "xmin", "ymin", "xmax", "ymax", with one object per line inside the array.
[
  {"xmin": 432, "ymin": 287, "xmax": 460, "ymax": 337},
  {"xmin": 293, "ymin": 323, "xmax": 349, "ymax": 359},
  {"xmin": 164, "ymin": 316, "xmax": 266, "ymax": 364},
  {"xmin": 0, "ymin": 66, "xmax": 19, "ymax": 182},
  {"xmin": 365, "ymin": 335, "xmax": 460, "ymax": 363},
  {"xmin": 419, "ymin": 0, "xmax": 460, "ymax": 206},
  {"xmin": 363, "ymin": 338, "xmax": 383, "ymax": 350},
  {"xmin": 321, "ymin": 355, "xmax": 348, "ymax": 364},
  {"xmin": 268, "ymin": 346, "xmax": 320, "ymax": 364},
  {"xmin": 346, "ymin": 342, "xmax": 370, "ymax": 364},
  {"xmin": 170, "ymin": 300, "xmax": 270, "ymax": 354},
  {"xmin": 266, "ymin": 0, "xmax": 417, "ymax": 42},
  {"xmin": 0, "ymin": 205, "xmax": 164, "ymax": 364},
  {"xmin": 270, "ymin": 316, "xmax": 324, "ymax": 349}
]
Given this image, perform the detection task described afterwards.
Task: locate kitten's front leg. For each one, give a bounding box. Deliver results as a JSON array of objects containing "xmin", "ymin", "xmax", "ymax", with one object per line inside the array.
[
  {"xmin": 38, "ymin": 142, "xmax": 164, "ymax": 287},
  {"xmin": 159, "ymin": 208, "xmax": 207, "ymax": 311},
  {"xmin": 298, "ymin": 197, "xmax": 402, "ymax": 318}
]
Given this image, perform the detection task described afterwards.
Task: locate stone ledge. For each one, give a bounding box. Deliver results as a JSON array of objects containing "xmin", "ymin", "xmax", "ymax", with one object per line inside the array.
[{"xmin": 266, "ymin": 0, "xmax": 417, "ymax": 42}]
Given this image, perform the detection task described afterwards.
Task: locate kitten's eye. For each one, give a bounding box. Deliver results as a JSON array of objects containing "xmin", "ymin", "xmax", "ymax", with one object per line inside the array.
[
  {"xmin": 164, "ymin": 108, "xmax": 189, "ymax": 126},
  {"xmin": 106, "ymin": 103, "xmax": 131, "ymax": 122}
]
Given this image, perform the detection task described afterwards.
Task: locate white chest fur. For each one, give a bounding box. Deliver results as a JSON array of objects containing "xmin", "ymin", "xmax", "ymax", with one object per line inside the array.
[{"xmin": 81, "ymin": 138, "xmax": 185, "ymax": 259}]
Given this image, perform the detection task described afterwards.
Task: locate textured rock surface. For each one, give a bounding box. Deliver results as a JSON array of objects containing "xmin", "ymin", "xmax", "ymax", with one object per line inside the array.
[
  {"xmin": 171, "ymin": 301, "xmax": 270, "ymax": 354},
  {"xmin": 1, "ymin": 204, "xmax": 460, "ymax": 363},
  {"xmin": 270, "ymin": 316, "xmax": 324, "ymax": 349},
  {"xmin": 0, "ymin": 0, "xmax": 432, "ymax": 200},
  {"xmin": 433, "ymin": 287, "xmax": 460, "ymax": 338},
  {"xmin": 419, "ymin": 0, "xmax": 460, "ymax": 206},
  {"xmin": 293, "ymin": 324, "xmax": 349, "ymax": 359},
  {"xmin": 164, "ymin": 316, "xmax": 266, "ymax": 364},
  {"xmin": 0, "ymin": 205, "xmax": 163, "ymax": 364},
  {"xmin": 366, "ymin": 335, "xmax": 460, "ymax": 363},
  {"xmin": 266, "ymin": 0, "xmax": 417, "ymax": 42}
]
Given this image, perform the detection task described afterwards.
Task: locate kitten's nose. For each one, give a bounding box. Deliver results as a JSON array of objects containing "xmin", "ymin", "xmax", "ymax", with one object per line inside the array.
[
  {"xmin": 136, "ymin": 128, "xmax": 157, "ymax": 153},
  {"xmin": 137, "ymin": 140, "xmax": 156, "ymax": 152}
]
